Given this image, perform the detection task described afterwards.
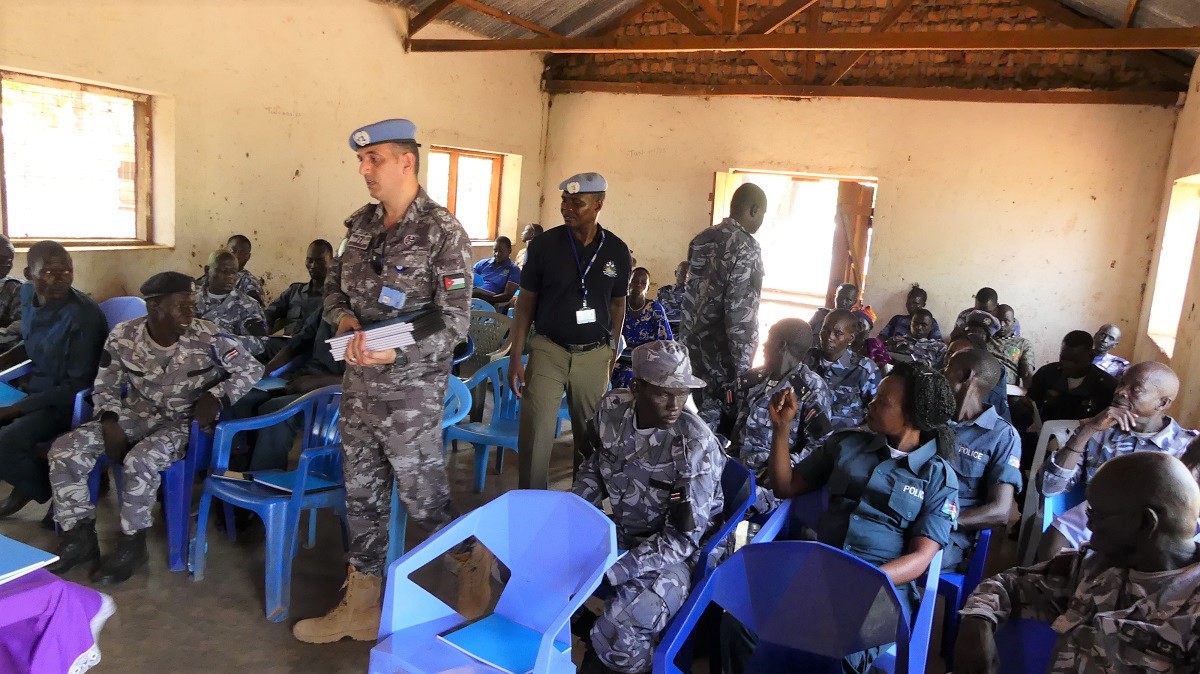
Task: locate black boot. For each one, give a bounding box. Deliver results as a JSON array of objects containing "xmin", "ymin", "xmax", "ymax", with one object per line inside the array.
[
  {"xmin": 39, "ymin": 504, "xmax": 55, "ymax": 530},
  {"xmin": 0, "ymin": 489, "xmax": 31, "ymax": 517},
  {"xmin": 46, "ymin": 519, "xmax": 100, "ymax": 575},
  {"xmin": 579, "ymin": 648, "xmax": 623, "ymax": 674},
  {"xmin": 91, "ymin": 529, "xmax": 148, "ymax": 586}
]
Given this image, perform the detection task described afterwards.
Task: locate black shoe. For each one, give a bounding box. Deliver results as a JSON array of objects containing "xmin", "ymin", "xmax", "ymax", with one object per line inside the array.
[
  {"xmin": 39, "ymin": 505, "xmax": 55, "ymax": 530},
  {"xmin": 46, "ymin": 519, "xmax": 100, "ymax": 575},
  {"xmin": 0, "ymin": 489, "xmax": 31, "ymax": 517},
  {"xmin": 579, "ymin": 648, "xmax": 621, "ymax": 674},
  {"xmin": 97, "ymin": 470, "xmax": 111, "ymax": 498},
  {"xmin": 91, "ymin": 530, "xmax": 148, "ymax": 586}
]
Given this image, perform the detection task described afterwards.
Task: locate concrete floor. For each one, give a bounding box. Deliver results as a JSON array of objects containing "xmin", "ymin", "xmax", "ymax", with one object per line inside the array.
[{"xmin": 0, "ymin": 431, "xmax": 1021, "ymax": 674}]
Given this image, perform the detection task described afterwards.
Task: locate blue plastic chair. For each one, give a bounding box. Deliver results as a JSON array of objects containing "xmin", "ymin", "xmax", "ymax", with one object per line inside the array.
[
  {"xmin": 452, "ymin": 336, "xmax": 475, "ymax": 368},
  {"xmin": 694, "ymin": 459, "xmax": 755, "ymax": 584},
  {"xmin": 471, "ymin": 297, "xmax": 497, "ymax": 313},
  {"xmin": 655, "ymin": 541, "xmax": 942, "ymax": 674},
  {"xmin": 1043, "ymin": 484, "xmax": 1088, "ymax": 535},
  {"xmin": 71, "ymin": 386, "xmax": 213, "ymax": 572},
  {"xmin": 938, "ymin": 528, "xmax": 993, "ymax": 668},
  {"xmin": 444, "ymin": 359, "xmax": 520, "ymax": 493},
  {"xmin": 97, "ymin": 296, "xmax": 147, "ymax": 329},
  {"xmin": 995, "ymin": 619, "xmax": 1057, "ymax": 674},
  {"xmin": 190, "ymin": 385, "xmax": 347, "ymax": 622},
  {"xmin": 385, "ymin": 376, "xmax": 472, "ymax": 570},
  {"xmin": 370, "ymin": 490, "xmax": 617, "ymax": 674},
  {"xmin": 751, "ymin": 487, "xmax": 830, "ymax": 543}
]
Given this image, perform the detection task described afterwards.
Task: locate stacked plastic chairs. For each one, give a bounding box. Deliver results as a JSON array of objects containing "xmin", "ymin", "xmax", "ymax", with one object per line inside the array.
[
  {"xmin": 190, "ymin": 385, "xmax": 346, "ymax": 622},
  {"xmin": 444, "ymin": 359, "xmax": 520, "ymax": 493}
]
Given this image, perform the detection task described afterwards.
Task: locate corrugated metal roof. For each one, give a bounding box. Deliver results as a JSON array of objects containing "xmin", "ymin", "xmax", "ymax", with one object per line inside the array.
[
  {"xmin": 402, "ymin": 0, "xmax": 649, "ymax": 39},
  {"xmin": 1060, "ymin": 0, "xmax": 1198, "ymax": 56}
]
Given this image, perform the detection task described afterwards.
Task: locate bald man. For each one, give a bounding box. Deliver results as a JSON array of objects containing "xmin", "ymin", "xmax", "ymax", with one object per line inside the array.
[
  {"xmin": 1092, "ymin": 323, "xmax": 1129, "ymax": 379},
  {"xmin": 1037, "ymin": 361, "xmax": 1198, "ymax": 551},
  {"xmin": 956, "ymin": 452, "xmax": 1200, "ymax": 673}
]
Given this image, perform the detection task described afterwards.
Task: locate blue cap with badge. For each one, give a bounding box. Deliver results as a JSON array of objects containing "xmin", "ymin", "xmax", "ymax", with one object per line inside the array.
[
  {"xmin": 349, "ymin": 119, "xmax": 420, "ymax": 150},
  {"xmin": 558, "ymin": 172, "xmax": 607, "ymax": 195}
]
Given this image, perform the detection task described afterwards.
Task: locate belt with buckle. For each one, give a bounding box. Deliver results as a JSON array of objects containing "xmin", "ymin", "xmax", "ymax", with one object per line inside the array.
[{"xmin": 550, "ymin": 338, "xmax": 606, "ymax": 354}]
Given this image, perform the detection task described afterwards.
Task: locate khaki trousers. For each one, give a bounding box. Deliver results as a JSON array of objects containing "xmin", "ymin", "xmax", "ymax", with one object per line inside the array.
[{"xmin": 518, "ymin": 334, "xmax": 611, "ymax": 490}]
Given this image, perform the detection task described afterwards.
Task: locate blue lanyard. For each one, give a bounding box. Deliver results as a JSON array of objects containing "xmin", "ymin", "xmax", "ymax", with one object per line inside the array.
[{"xmin": 565, "ymin": 228, "xmax": 606, "ymax": 308}]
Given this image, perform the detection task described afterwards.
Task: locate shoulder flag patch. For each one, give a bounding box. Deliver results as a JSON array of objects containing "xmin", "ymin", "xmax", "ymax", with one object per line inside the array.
[
  {"xmin": 443, "ymin": 272, "xmax": 467, "ymax": 292},
  {"xmin": 1007, "ymin": 453, "xmax": 1021, "ymax": 469},
  {"xmin": 941, "ymin": 499, "xmax": 958, "ymax": 521},
  {"xmin": 222, "ymin": 347, "xmax": 240, "ymax": 364}
]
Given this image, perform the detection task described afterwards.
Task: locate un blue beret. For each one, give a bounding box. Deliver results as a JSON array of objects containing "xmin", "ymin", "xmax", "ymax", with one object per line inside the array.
[
  {"xmin": 558, "ymin": 172, "xmax": 607, "ymax": 194},
  {"xmin": 349, "ymin": 119, "xmax": 419, "ymax": 150},
  {"xmin": 140, "ymin": 271, "xmax": 195, "ymax": 298}
]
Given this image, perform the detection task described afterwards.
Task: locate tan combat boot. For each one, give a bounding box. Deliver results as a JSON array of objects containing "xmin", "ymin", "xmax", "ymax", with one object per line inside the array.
[
  {"xmin": 293, "ymin": 565, "xmax": 382, "ymax": 643},
  {"xmin": 450, "ymin": 545, "xmax": 494, "ymax": 619}
]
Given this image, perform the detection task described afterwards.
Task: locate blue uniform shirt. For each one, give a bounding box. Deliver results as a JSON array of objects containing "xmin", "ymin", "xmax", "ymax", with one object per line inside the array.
[
  {"xmin": 943, "ymin": 406, "xmax": 1022, "ymax": 571},
  {"xmin": 472, "ymin": 257, "xmax": 521, "ymax": 295},
  {"xmin": 18, "ymin": 284, "xmax": 107, "ymax": 413},
  {"xmin": 804, "ymin": 348, "xmax": 882, "ymax": 431},
  {"xmin": 878, "ymin": 313, "xmax": 944, "ymax": 341}
]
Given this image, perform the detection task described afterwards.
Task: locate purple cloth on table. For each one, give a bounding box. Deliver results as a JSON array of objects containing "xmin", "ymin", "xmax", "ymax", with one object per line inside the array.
[{"xmin": 0, "ymin": 569, "xmax": 112, "ymax": 674}]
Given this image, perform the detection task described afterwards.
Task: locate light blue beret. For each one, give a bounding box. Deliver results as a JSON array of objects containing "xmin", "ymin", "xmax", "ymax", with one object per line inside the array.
[
  {"xmin": 558, "ymin": 172, "xmax": 608, "ymax": 194},
  {"xmin": 349, "ymin": 119, "xmax": 419, "ymax": 150}
]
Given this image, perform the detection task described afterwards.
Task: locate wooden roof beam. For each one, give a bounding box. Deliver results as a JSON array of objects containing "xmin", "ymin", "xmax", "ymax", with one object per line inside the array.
[
  {"xmin": 722, "ymin": 0, "xmax": 740, "ymax": 33},
  {"xmin": 747, "ymin": 52, "xmax": 791, "ymax": 84},
  {"xmin": 544, "ymin": 79, "xmax": 1184, "ymax": 105},
  {"xmin": 694, "ymin": 0, "xmax": 724, "ymax": 27},
  {"xmin": 659, "ymin": 0, "xmax": 715, "ymax": 35},
  {"xmin": 824, "ymin": 0, "xmax": 916, "ymax": 86},
  {"xmin": 410, "ymin": 27, "xmax": 1200, "ymax": 53},
  {"xmin": 1122, "ymin": 0, "xmax": 1142, "ymax": 28},
  {"xmin": 453, "ymin": 0, "xmax": 562, "ymax": 38},
  {"xmin": 592, "ymin": 0, "xmax": 658, "ymax": 37},
  {"xmin": 741, "ymin": 0, "xmax": 821, "ymax": 35},
  {"xmin": 407, "ymin": 0, "xmax": 456, "ymax": 36}
]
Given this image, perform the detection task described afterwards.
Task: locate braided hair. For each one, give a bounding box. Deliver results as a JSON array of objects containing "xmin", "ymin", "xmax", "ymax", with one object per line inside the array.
[{"xmin": 890, "ymin": 361, "xmax": 957, "ymax": 459}]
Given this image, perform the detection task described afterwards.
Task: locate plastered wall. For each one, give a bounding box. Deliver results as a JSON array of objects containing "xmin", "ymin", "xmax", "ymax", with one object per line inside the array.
[
  {"xmin": 541, "ymin": 91, "xmax": 1177, "ymax": 362},
  {"xmin": 0, "ymin": 0, "xmax": 548, "ymax": 300},
  {"xmin": 1136, "ymin": 67, "xmax": 1200, "ymax": 426}
]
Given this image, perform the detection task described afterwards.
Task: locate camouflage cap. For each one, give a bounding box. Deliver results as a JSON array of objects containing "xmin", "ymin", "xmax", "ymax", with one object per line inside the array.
[
  {"xmin": 140, "ymin": 271, "xmax": 195, "ymax": 299},
  {"xmin": 632, "ymin": 340, "xmax": 706, "ymax": 389}
]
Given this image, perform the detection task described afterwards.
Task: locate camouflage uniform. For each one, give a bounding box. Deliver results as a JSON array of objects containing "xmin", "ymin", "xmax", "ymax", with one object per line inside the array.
[
  {"xmin": 1093, "ymin": 352, "xmax": 1130, "ymax": 379},
  {"xmin": 194, "ymin": 287, "xmax": 268, "ymax": 356},
  {"xmin": 678, "ymin": 218, "xmax": 763, "ymax": 428},
  {"xmin": 48, "ymin": 317, "xmax": 263, "ymax": 534},
  {"xmin": 0, "ymin": 276, "xmax": 23, "ymax": 348},
  {"xmin": 944, "ymin": 406, "xmax": 1022, "ymax": 571},
  {"xmin": 886, "ymin": 335, "xmax": 948, "ymax": 370},
  {"xmin": 325, "ymin": 191, "xmax": 471, "ymax": 577},
  {"xmin": 730, "ymin": 363, "xmax": 833, "ymax": 516},
  {"xmin": 654, "ymin": 283, "xmax": 685, "ymax": 323},
  {"xmin": 236, "ymin": 269, "xmax": 266, "ymax": 305},
  {"xmin": 960, "ymin": 549, "xmax": 1200, "ymax": 672},
  {"xmin": 573, "ymin": 390, "xmax": 726, "ymax": 674},
  {"xmin": 803, "ymin": 348, "xmax": 882, "ymax": 431},
  {"xmin": 1038, "ymin": 417, "xmax": 1198, "ymax": 497},
  {"xmin": 265, "ymin": 280, "xmax": 324, "ymax": 335}
]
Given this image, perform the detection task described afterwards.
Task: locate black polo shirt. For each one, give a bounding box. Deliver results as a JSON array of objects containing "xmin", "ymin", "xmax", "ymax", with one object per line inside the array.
[{"xmin": 521, "ymin": 224, "xmax": 631, "ymax": 347}]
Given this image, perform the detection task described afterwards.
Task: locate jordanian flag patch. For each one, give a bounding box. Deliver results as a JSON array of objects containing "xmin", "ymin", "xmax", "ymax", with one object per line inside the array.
[{"xmin": 443, "ymin": 272, "xmax": 467, "ymax": 291}]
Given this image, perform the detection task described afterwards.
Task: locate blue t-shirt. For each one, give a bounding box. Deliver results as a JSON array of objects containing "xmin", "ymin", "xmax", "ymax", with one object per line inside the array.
[{"xmin": 472, "ymin": 258, "xmax": 521, "ymax": 294}]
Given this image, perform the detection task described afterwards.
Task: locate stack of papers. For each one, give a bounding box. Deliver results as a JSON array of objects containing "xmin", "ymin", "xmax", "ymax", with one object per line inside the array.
[
  {"xmin": 0, "ymin": 534, "xmax": 59, "ymax": 585},
  {"xmin": 325, "ymin": 310, "xmax": 443, "ymax": 362}
]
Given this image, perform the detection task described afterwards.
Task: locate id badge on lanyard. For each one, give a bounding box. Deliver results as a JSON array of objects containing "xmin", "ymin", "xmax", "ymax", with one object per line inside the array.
[{"xmin": 568, "ymin": 230, "xmax": 605, "ymax": 326}]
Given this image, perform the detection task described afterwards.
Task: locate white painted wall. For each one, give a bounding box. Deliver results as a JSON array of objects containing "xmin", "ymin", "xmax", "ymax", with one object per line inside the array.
[
  {"xmin": 542, "ymin": 91, "xmax": 1177, "ymax": 363},
  {"xmin": 1136, "ymin": 67, "xmax": 1200, "ymax": 426},
  {"xmin": 0, "ymin": 0, "xmax": 548, "ymax": 299}
]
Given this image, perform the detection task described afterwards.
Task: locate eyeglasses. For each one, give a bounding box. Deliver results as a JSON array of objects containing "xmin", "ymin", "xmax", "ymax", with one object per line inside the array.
[{"xmin": 370, "ymin": 234, "xmax": 388, "ymax": 276}]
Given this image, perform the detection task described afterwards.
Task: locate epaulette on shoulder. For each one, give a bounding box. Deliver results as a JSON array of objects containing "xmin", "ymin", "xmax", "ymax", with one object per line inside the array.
[{"xmin": 344, "ymin": 203, "xmax": 374, "ymax": 228}]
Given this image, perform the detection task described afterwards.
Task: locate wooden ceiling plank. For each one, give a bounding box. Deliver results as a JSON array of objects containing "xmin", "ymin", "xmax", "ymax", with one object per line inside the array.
[
  {"xmin": 409, "ymin": 27, "xmax": 1200, "ymax": 53},
  {"xmin": 823, "ymin": 0, "xmax": 916, "ymax": 86},
  {"xmin": 742, "ymin": 0, "xmax": 821, "ymax": 35},
  {"xmin": 454, "ymin": 0, "xmax": 562, "ymax": 38},
  {"xmin": 407, "ymin": 0, "xmax": 456, "ymax": 36}
]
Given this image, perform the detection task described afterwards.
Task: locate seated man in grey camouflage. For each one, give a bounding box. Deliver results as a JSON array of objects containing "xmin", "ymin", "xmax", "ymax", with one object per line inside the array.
[
  {"xmin": 194, "ymin": 249, "xmax": 269, "ymax": 358},
  {"xmin": 572, "ymin": 341, "xmax": 726, "ymax": 674},
  {"xmin": 956, "ymin": 452, "xmax": 1200, "ymax": 673},
  {"xmin": 730, "ymin": 318, "xmax": 832, "ymax": 517},
  {"xmin": 45, "ymin": 272, "xmax": 264, "ymax": 585}
]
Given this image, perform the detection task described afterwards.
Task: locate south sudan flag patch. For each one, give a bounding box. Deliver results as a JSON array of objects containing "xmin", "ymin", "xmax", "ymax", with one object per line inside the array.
[{"xmin": 443, "ymin": 272, "xmax": 467, "ymax": 291}]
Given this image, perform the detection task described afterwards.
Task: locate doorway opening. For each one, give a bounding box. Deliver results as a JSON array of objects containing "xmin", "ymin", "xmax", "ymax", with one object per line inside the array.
[{"xmin": 712, "ymin": 170, "xmax": 878, "ymax": 362}]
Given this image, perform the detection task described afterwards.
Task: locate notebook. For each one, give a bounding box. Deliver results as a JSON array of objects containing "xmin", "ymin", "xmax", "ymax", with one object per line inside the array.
[
  {"xmin": 0, "ymin": 534, "xmax": 59, "ymax": 585},
  {"xmin": 251, "ymin": 471, "xmax": 339, "ymax": 494},
  {"xmin": 0, "ymin": 381, "xmax": 27, "ymax": 407},
  {"xmin": 438, "ymin": 614, "xmax": 569, "ymax": 674}
]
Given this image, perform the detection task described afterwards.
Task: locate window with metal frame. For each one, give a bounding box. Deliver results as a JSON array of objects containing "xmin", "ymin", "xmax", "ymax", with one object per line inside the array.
[
  {"xmin": 0, "ymin": 70, "xmax": 153, "ymax": 245},
  {"xmin": 425, "ymin": 145, "xmax": 503, "ymax": 242}
]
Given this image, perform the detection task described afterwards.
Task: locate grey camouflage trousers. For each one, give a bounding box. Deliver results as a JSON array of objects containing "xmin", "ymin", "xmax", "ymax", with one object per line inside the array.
[
  {"xmin": 340, "ymin": 366, "xmax": 456, "ymax": 576},
  {"xmin": 592, "ymin": 561, "xmax": 691, "ymax": 673},
  {"xmin": 49, "ymin": 415, "xmax": 189, "ymax": 535}
]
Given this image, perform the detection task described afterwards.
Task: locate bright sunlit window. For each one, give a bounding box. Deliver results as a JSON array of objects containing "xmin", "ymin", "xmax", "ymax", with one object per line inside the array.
[
  {"xmin": 425, "ymin": 146, "xmax": 503, "ymax": 242},
  {"xmin": 1147, "ymin": 176, "xmax": 1200, "ymax": 358},
  {"xmin": 0, "ymin": 70, "xmax": 152, "ymax": 243}
]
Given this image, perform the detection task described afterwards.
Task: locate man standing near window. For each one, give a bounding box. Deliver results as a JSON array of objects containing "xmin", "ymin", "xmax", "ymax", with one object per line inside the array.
[
  {"xmin": 508, "ymin": 172, "xmax": 632, "ymax": 490},
  {"xmin": 292, "ymin": 118, "xmax": 483, "ymax": 644}
]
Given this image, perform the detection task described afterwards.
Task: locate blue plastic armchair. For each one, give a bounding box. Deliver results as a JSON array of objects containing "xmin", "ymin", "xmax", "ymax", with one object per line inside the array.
[
  {"xmin": 471, "ymin": 297, "xmax": 497, "ymax": 313},
  {"xmin": 938, "ymin": 528, "xmax": 993, "ymax": 668},
  {"xmin": 97, "ymin": 296, "xmax": 147, "ymax": 329},
  {"xmin": 994, "ymin": 619, "xmax": 1057, "ymax": 674},
  {"xmin": 1042, "ymin": 483, "xmax": 1088, "ymax": 535},
  {"xmin": 694, "ymin": 459, "xmax": 755, "ymax": 584},
  {"xmin": 370, "ymin": 490, "xmax": 617, "ymax": 674},
  {"xmin": 444, "ymin": 359, "xmax": 520, "ymax": 493},
  {"xmin": 190, "ymin": 385, "xmax": 346, "ymax": 622},
  {"xmin": 751, "ymin": 487, "xmax": 829, "ymax": 543},
  {"xmin": 655, "ymin": 541, "xmax": 941, "ymax": 674},
  {"xmin": 386, "ymin": 376, "xmax": 472, "ymax": 569}
]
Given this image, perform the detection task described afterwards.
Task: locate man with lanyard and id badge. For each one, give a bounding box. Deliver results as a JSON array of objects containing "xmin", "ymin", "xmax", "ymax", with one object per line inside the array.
[{"xmin": 508, "ymin": 172, "xmax": 632, "ymax": 490}]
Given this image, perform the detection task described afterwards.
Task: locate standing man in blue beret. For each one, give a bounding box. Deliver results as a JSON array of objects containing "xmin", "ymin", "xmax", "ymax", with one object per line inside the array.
[
  {"xmin": 508, "ymin": 172, "xmax": 632, "ymax": 490},
  {"xmin": 292, "ymin": 119, "xmax": 479, "ymax": 643}
]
